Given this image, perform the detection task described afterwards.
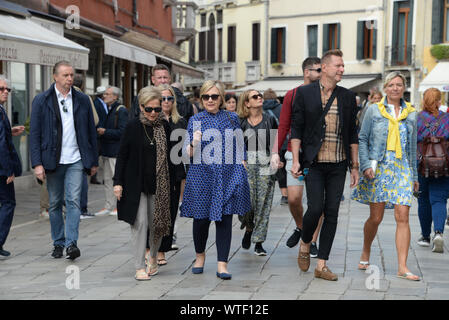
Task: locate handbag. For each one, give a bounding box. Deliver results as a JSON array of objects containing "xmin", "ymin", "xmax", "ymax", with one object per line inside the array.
[{"xmin": 417, "ymin": 113, "xmax": 449, "ymax": 178}]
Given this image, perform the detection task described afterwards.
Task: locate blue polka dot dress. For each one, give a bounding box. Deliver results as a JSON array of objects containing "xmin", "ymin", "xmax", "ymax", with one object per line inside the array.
[{"xmin": 180, "ymin": 110, "xmax": 251, "ymax": 221}]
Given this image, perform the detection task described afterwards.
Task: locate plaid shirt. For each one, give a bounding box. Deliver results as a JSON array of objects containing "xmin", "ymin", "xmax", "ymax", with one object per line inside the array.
[
  {"xmin": 317, "ymin": 84, "xmax": 346, "ymax": 163},
  {"xmin": 417, "ymin": 110, "xmax": 449, "ymax": 142}
]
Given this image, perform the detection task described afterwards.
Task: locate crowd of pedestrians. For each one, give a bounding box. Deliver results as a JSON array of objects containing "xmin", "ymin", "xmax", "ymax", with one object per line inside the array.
[{"xmin": 0, "ymin": 52, "xmax": 448, "ymax": 283}]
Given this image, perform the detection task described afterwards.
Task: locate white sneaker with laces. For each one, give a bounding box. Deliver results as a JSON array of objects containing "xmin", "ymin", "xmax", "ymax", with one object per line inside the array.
[
  {"xmin": 432, "ymin": 233, "xmax": 444, "ymax": 253},
  {"xmin": 109, "ymin": 209, "xmax": 117, "ymax": 216},
  {"xmin": 95, "ymin": 208, "xmax": 110, "ymax": 216},
  {"xmin": 417, "ymin": 236, "xmax": 430, "ymax": 247}
]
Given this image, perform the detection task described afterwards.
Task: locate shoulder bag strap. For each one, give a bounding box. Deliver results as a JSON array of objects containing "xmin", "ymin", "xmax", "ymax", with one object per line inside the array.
[{"xmin": 302, "ymin": 86, "xmax": 339, "ymax": 145}]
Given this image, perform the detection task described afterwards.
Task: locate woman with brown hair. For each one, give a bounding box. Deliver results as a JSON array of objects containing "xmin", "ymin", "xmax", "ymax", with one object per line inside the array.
[
  {"xmin": 237, "ymin": 89, "xmax": 278, "ymax": 256},
  {"xmin": 113, "ymin": 86, "xmax": 177, "ymax": 281},
  {"xmin": 416, "ymin": 88, "xmax": 449, "ymax": 253}
]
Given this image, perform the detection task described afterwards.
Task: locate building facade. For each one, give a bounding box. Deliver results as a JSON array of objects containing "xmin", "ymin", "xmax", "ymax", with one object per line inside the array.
[{"xmin": 184, "ymin": 0, "xmax": 268, "ymax": 90}]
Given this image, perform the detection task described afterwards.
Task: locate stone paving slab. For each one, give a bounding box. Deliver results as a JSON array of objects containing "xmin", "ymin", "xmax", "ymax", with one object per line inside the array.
[{"xmin": 1, "ymin": 179, "xmax": 449, "ymax": 300}]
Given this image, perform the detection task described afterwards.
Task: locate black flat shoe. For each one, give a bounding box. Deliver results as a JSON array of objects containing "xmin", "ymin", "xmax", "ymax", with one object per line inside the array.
[
  {"xmin": 216, "ymin": 272, "xmax": 232, "ymax": 280},
  {"xmin": 66, "ymin": 244, "xmax": 81, "ymax": 260},
  {"xmin": 51, "ymin": 246, "xmax": 64, "ymax": 259}
]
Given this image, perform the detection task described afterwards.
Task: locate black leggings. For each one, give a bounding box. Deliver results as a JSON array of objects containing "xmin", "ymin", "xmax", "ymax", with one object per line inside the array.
[{"xmin": 193, "ymin": 215, "xmax": 233, "ymax": 263}]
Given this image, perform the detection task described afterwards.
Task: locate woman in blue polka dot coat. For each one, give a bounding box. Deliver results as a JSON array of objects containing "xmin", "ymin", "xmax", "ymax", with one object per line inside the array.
[{"xmin": 181, "ymin": 80, "xmax": 251, "ymax": 280}]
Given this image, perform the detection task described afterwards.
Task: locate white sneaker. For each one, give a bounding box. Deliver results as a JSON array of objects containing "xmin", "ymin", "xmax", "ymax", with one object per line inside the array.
[
  {"xmin": 95, "ymin": 208, "xmax": 110, "ymax": 216},
  {"xmin": 80, "ymin": 212, "xmax": 95, "ymax": 220},
  {"xmin": 40, "ymin": 210, "xmax": 49, "ymax": 218},
  {"xmin": 417, "ymin": 236, "xmax": 431, "ymax": 247},
  {"xmin": 432, "ymin": 232, "xmax": 444, "ymax": 253},
  {"xmin": 109, "ymin": 209, "xmax": 117, "ymax": 216}
]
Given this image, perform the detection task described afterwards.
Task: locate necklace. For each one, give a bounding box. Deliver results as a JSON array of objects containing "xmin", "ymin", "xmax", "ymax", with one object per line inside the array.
[
  {"xmin": 248, "ymin": 114, "xmax": 263, "ymax": 127},
  {"xmin": 143, "ymin": 124, "xmax": 156, "ymax": 146}
]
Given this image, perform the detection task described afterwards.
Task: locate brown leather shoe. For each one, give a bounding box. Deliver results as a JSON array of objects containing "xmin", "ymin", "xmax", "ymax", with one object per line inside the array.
[
  {"xmin": 297, "ymin": 251, "xmax": 310, "ymax": 272},
  {"xmin": 314, "ymin": 266, "xmax": 338, "ymax": 281}
]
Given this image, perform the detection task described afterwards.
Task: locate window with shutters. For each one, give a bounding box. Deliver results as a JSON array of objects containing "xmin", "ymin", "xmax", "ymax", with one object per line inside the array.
[
  {"xmin": 271, "ymin": 27, "xmax": 286, "ymax": 63},
  {"xmin": 199, "ymin": 31, "xmax": 206, "ymax": 61},
  {"xmin": 392, "ymin": 0, "xmax": 413, "ymax": 65},
  {"xmin": 252, "ymin": 23, "xmax": 260, "ymax": 61},
  {"xmin": 357, "ymin": 20, "xmax": 377, "ymax": 60},
  {"xmin": 207, "ymin": 14, "xmax": 216, "ymax": 62},
  {"xmin": 307, "ymin": 25, "xmax": 318, "ymax": 57},
  {"xmin": 322, "ymin": 23, "xmax": 340, "ymax": 54},
  {"xmin": 444, "ymin": 0, "xmax": 449, "ymax": 42},
  {"xmin": 201, "ymin": 13, "xmax": 206, "ymax": 27},
  {"xmin": 228, "ymin": 25, "xmax": 236, "ymax": 62}
]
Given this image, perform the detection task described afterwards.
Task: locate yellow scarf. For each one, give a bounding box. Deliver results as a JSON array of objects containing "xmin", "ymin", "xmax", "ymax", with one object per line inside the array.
[{"xmin": 377, "ymin": 97, "xmax": 415, "ymax": 159}]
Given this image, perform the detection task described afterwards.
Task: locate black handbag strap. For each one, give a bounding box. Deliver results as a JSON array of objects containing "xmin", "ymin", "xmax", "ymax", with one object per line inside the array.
[{"xmin": 302, "ymin": 85, "xmax": 339, "ymax": 145}]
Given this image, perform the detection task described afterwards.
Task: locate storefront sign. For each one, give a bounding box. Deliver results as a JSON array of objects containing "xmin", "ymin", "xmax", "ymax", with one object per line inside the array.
[{"xmin": 0, "ymin": 38, "xmax": 88, "ymax": 70}]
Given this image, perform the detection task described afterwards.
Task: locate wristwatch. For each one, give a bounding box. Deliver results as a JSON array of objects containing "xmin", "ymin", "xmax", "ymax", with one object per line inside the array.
[{"xmin": 351, "ymin": 162, "xmax": 360, "ymax": 170}]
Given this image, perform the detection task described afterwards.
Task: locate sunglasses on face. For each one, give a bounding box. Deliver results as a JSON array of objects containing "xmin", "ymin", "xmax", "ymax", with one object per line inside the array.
[
  {"xmin": 0, "ymin": 87, "xmax": 12, "ymax": 92},
  {"xmin": 201, "ymin": 94, "xmax": 220, "ymax": 101},
  {"xmin": 250, "ymin": 93, "xmax": 263, "ymax": 100},
  {"xmin": 308, "ymin": 68, "xmax": 322, "ymax": 73},
  {"xmin": 141, "ymin": 105, "xmax": 162, "ymax": 113},
  {"xmin": 162, "ymin": 96, "xmax": 175, "ymax": 102}
]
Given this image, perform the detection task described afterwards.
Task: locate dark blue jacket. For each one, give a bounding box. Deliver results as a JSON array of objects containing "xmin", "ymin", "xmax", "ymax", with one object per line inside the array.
[
  {"xmin": 29, "ymin": 83, "xmax": 98, "ymax": 173},
  {"xmin": 99, "ymin": 101, "xmax": 128, "ymax": 157},
  {"xmin": 262, "ymin": 99, "xmax": 282, "ymax": 121},
  {"xmin": 94, "ymin": 97, "xmax": 108, "ymax": 128},
  {"xmin": 0, "ymin": 106, "xmax": 21, "ymax": 177}
]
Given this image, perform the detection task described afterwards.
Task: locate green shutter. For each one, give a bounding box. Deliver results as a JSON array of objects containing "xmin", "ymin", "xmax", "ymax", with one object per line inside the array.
[
  {"xmin": 431, "ymin": 0, "xmax": 444, "ymax": 44},
  {"xmin": 271, "ymin": 28, "xmax": 277, "ymax": 63},
  {"xmin": 407, "ymin": 0, "xmax": 414, "ymax": 65},
  {"xmin": 281, "ymin": 28, "xmax": 286, "ymax": 63},
  {"xmin": 336, "ymin": 23, "xmax": 341, "ymax": 49},
  {"xmin": 322, "ymin": 24, "xmax": 329, "ymax": 54},
  {"xmin": 357, "ymin": 21, "xmax": 364, "ymax": 60},
  {"xmin": 372, "ymin": 26, "xmax": 377, "ymax": 60},
  {"xmin": 392, "ymin": 1, "xmax": 399, "ymax": 48}
]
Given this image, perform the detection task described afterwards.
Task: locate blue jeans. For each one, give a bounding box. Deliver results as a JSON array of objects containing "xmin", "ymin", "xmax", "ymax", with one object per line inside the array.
[
  {"xmin": 0, "ymin": 177, "xmax": 15, "ymax": 247},
  {"xmin": 80, "ymin": 172, "xmax": 88, "ymax": 214},
  {"xmin": 46, "ymin": 160, "xmax": 84, "ymax": 247},
  {"xmin": 418, "ymin": 175, "xmax": 449, "ymax": 237}
]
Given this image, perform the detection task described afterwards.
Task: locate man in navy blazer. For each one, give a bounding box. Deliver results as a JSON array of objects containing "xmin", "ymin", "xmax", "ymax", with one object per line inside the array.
[
  {"xmin": 30, "ymin": 61, "xmax": 98, "ymax": 260},
  {"xmin": 0, "ymin": 75, "xmax": 24, "ymax": 257}
]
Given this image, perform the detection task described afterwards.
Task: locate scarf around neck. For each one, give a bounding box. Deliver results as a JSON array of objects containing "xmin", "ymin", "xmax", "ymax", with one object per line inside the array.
[
  {"xmin": 139, "ymin": 112, "xmax": 171, "ymax": 239},
  {"xmin": 377, "ymin": 97, "xmax": 415, "ymax": 159}
]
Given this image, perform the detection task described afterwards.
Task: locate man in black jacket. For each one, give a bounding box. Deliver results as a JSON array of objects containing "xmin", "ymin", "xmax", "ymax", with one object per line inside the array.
[
  {"xmin": 290, "ymin": 50, "xmax": 359, "ymax": 281},
  {"xmin": 129, "ymin": 64, "xmax": 194, "ymax": 121}
]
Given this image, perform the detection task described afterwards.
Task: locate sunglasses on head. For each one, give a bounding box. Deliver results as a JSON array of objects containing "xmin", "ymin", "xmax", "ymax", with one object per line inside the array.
[
  {"xmin": 308, "ymin": 68, "xmax": 322, "ymax": 73},
  {"xmin": 162, "ymin": 96, "xmax": 175, "ymax": 102},
  {"xmin": 250, "ymin": 93, "xmax": 263, "ymax": 100},
  {"xmin": 201, "ymin": 94, "xmax": 220, "ymax": 101},
  {"xmin": 0, "ymin": 87, "xmax": 12, "ymax": 92},
  {"xmin": 141, "ymin": 105, "xmax": 162, "ymax": 113}
]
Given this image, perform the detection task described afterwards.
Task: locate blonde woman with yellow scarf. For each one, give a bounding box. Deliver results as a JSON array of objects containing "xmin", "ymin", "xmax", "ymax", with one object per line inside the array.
[{"xmin": 352, "ymin": 72, "xmax": 420, "ymax": 281}]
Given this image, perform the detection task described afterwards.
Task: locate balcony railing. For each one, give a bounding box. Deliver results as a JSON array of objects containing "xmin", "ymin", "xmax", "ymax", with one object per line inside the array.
[
  {"xmin": 184, "ymin": 62, "xmax": 236, "ymax": 87},
  {"xmin": 169, "ymin": 1, "xmax": 198, "ymax": 45},
  {"xmin": 245, "ymin": 61, "xmax": 261, "ymax": 82},
  {"xmin": 384, "ymin": 45, "xmax": 415, "ymax": 68}
]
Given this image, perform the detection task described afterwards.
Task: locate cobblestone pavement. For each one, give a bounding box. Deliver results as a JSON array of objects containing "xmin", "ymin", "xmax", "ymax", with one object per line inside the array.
[{"xmin": 1, "ymin": 178, "xmax": 448, "ymax": 300}]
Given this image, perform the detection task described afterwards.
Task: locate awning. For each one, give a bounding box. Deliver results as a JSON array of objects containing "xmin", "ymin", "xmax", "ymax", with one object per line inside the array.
[
  {"xmin": 119, "ymin": 31, "xmax": 204, "ymax": 79},
  {"xmin": 0, "ymin": 14, "xmax": 89, "ymax": 70},
  {"xmin": 234, "ymin": 76, "xmax": 379, "ymax": 96},
  {"xmin": 103, "ymin": 34, "xmax": 156, "ymax": 67},
  {"xmin": 419, "ymin": 62, "xmax": 449, "ymax": 92}
]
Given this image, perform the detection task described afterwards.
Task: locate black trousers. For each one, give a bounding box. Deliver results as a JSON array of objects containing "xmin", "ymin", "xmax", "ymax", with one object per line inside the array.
[
  {"xmin": 193, "ymin": 214, "xmax": 233, "ymax": 262},
  {"xmin": 302, "ymin": 161, "xmax": 347, "ymax": 260},
  {"xmin": 158, "ymin": 181, "xmax": 182, "ymax": 252}
]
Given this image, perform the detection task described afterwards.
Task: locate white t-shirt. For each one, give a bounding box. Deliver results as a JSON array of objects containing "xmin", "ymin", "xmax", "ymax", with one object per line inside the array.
[
  {"xmin": 439, "ymin": 105, "xmax": 448, "ymax": 112},
  {"xmin": 55, "ymin": 86, "xmax": 81, "ymax": 164}
]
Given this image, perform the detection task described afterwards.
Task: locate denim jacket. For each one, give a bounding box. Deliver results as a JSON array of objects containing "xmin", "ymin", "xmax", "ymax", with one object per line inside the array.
[{"xmin": 358, "ymin": 99, "xmax": 418, "ymax": 182}]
